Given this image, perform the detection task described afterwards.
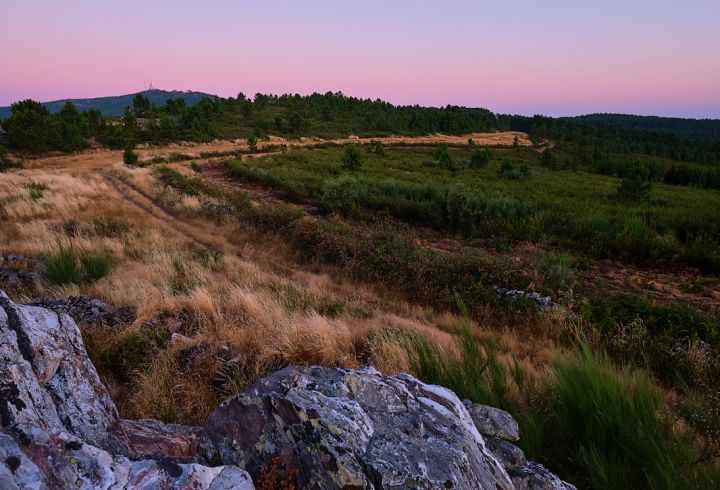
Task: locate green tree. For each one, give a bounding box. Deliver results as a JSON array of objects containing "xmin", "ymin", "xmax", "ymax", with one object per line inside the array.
[
  {"xmin": 342, "ymin": 144, "xmax": 363, "ymax": 170},
  {"xmin": 123, "ymin": 143, "xmax": 139, "ymax": 166},
  {"xmin": 247, "ymin": 134, "xmax": 258, "ymax": 152},
  {"xmin": 431, "ymin": 144, "xmax": 456, "ymax": 170},
  {"xmin": 470, "ymin": 147, "xmax": 492, "ymax": 168},
  {"xmin": 132, "ymin": 94, "xmax": 151, "ymax": 116},
  {"xmin": 540, "ymin": 148, "xmax": 558, "ymax": 169},
  {"xmin": 0, "ymin": 144, "xmax": 11, "ymax": 171},
  {"xmin": 158, "ymin": 115, "xmax": 178, "ymax": 140},
  {"xmin": 56, "ymin": 101, "xmax": 87, "ymax": 152},
  {"xmin": 370, "ymin": 140, "xmax": 385, "ymax": 156},
  {"xmin": 4, "ymin": 99, "xmax": 60, "ymax": 152},
  {"xmin": 274, "ymin": 116, "xmax": 284, "ymax": 131},
  {"xmin": 122, "ymin": 108, "xmax": 139, "ymax": 143},
  {"xmin": 498, "ymin": 158, "xmax": 521, "ymax": 180},
  {"xmin": 288, "ymin": 112, "xmax": 304, "ymax": 132},
  {"xmin": 241, "ymin": 100, "xmax": 253, "ymax": 118},
  {"xmin": 618, "ymin": 162, "xmax": 652, "ymax": 199}
]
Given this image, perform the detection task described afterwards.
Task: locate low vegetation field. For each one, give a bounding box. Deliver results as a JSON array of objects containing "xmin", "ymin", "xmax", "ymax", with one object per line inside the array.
[{"xmin": 1, "ymin": 123, "xmax": 718, "ymax": 487}]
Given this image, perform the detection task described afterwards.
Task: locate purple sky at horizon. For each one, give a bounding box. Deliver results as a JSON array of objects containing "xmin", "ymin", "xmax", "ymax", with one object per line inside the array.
[{"xmin": 3, "ymin": 1, "xmax": 719, "ymax": 117}]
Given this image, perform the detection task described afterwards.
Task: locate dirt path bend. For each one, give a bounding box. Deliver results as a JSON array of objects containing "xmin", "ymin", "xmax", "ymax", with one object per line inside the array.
[{"xmin": 102, "ymin": 172, "xmax": 244, "ymax": 256}]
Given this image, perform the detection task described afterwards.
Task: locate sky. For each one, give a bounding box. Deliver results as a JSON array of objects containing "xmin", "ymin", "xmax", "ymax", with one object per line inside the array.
[{"xmin": 2, "ymin": 0, "xmax": 719, "ymax": 117}]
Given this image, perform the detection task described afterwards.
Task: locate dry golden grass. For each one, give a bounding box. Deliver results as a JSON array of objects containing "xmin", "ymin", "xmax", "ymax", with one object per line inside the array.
[{"xmin": 0, "ymin": 151, "xmax": 565, "ymax": 424}]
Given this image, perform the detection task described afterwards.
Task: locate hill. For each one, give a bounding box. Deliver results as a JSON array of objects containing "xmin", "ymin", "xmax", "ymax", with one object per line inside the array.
[
  {"xmin": 0, "ymin": 89, "xmax": 217, "ymax": 119},
  {"xmin": 567, "ymin": 113, "xmax": 720, "ymax": 140}
]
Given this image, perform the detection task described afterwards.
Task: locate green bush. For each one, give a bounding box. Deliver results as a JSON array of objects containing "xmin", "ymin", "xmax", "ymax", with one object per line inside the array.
[
  {"xmin": 618, "ymin": 162, "xmax": 652, "ymax": 199},
  {"xmin": 535, "ymin": 251, "xmax": 573, "ymax": 291},
  {"xmin": 80, "ymin": 252, "xmax": 114, "ymax": 282},
  {"xmin": 0, "ymin": 144, "xmax": 8, "ymax": 168},
  {"xmin": 540, "ymin": 148, "xmax": 559, "ymax": 169},
  {"xmin": 94, "ymin": 326, "xmax": 170, "ymax": 382},
  {"xmin": 370, "ymin": 140, "xmax": 385, "ymax": 156},
  {"xmin": 409, "ymin": 321, "xmax": 512, "ymax": 409},
  {"xmin": 45, "ymin": 243, "xmax": 114, "ymax": 285},
  {"xmin": 27, "ymin": 181, "xmax": 48, "ymax": 200},
  {"xmin": 469, "ymin": 147, "xmax": 492, "ymax": 168},
  {"xmin": 153, "ymin": 166, "xmax": 223, "ymax": 198},
  {"xmin": 341, "ymin": 144, "xmax": 363, "ymax": 170},
  {"xmin": 321, "ymin": 176, "xmax": 360, "ymax": 216},
  {"xmin": 431, "ymin": 144, "xmax": 456, "ymax": 170},
  {"xmin": 498, "ymin": 158, "xmax": 521, "ymax": 180},
  {"xmin": 123, "ymin": 144, "xmax": 139, "ymax": 166}
]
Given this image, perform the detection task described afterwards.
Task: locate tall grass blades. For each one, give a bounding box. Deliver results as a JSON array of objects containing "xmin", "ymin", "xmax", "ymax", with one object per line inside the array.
[
  {"xmin": 531, "ymin": 345, "xmax": 695, "ymax": 489},
  {"xmin": 45, "ymin": 242, "xmax": 114, "ymax": 285}
]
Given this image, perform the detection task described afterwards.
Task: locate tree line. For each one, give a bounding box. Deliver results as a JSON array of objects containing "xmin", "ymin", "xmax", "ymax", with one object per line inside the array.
[{"xmin": 2, "ymin": 93, "xmax": 719, "ymax": 192}]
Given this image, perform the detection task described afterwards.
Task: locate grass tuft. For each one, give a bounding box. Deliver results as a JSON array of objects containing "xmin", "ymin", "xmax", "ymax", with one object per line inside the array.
[{"xmin": 45, "ymin": 242, "xmax": 114, "ymax": 285}]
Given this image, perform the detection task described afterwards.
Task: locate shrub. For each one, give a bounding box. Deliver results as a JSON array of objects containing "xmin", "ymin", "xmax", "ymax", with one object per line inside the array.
[
  {"xmin": 80, "ymin": 252, "xmax": 114, "ymax": 282},
  {"xmin": 45, "ymin": 242, "xmax": 114, "ymax": 285},
  {"xmin": 431, "ymin": 144, "xmax": 456, "ymax": 171},
  {"xmin": 94, "ymin": 326, "xmax": 170, "ymax": 382},
  {"xmin": 27, "ymin": 181, "xmax": 48, "ymax": 200},
  {"xmin": 618, "ymin": 162, "xmax": 652, "ymax": 199},
  {"xmin": 469, "ymin": 147, "xmax": 492, "ymax": 168},
  {"xmin": 123, "ymin": 143, "xmax": 139, "ymax": 166},
  {"xmin": 153, "ymin": 166, "xmax": 223, "ymax": 198},
  {"xmin": 341, "ymin": 144, "xmax": 363, "ymax": 170},
  {"xmin": 540, "ymin": 148, "xmax": 558, "ymax": 169},
  {"xmin": 321, "ymin": 176, "xmax": 360, "ymax": 216},
  {"xmin": 0, "ymin": 144, "xmax": 7, "ymax": 169},
  {"xmin": 498, "ymin": 158, "xmax": 521, "ymax": 180},
  {"xmin": 369, "ymin": 140, "xmax": 385, "ymax": 156},
  {"xmin": 247, "ymin": 134, "xmax": 258, "ymax": 152},
  {"xmin": 536, "ymin": 251, "xmax": 573, "ymax": 291},
  {"xmin": 409, "ymin": 321, "xmax": 512, "ymax": 409}
]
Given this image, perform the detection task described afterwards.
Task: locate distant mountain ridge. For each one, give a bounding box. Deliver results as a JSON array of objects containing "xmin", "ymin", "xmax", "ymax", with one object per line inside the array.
[{"xmin": 0, "ymin": 89, "xmax": 217, "ymax": 119}]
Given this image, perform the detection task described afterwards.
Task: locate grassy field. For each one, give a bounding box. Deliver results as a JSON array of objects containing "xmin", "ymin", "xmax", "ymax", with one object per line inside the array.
[
  {"xmin": 1, "ymin": 137, "xmax": 718, "ymax": 489},
  {"xmin": 227, "ymin": 145, "xmax": 720, "ymax": 272}
]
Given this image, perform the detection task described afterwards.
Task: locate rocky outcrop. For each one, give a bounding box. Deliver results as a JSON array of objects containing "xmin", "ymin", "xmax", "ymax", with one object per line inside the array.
[
  {"xmin": 0, "ymin": 290, "xmax": 575, "ymax": 489},
  {"xmin": 0, "ymin": 291, "xmax": 253, "ymax": 489},
  {"xmin": 495, "ymin": 287, "xmax": 556, "ymax": 309},
  {"xmin": 29, "ymin": 296, "xmax": 135, "ymax": 328},
  {"xmin": 202, "ymin": 365, "xmax": 513, "ymax": 489},
  {"xmin": 202, "ymin": 366, "xmax": 576, "ymax": 490}
]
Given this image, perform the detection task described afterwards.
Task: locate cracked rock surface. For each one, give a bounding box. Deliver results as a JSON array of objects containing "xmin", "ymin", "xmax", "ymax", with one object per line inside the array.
[{"xmin": 0, "ymin": 291, "xmax": 253, "ymax": 489}]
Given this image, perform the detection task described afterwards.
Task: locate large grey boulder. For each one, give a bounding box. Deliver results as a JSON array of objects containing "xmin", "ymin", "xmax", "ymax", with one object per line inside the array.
[
  {"xmin": 0, "ymin": 291, "xmax": 253, "ymax": 489},
  {"xmin": 202, "ymin": 365, "xmax": 515, "ymax": 489}
]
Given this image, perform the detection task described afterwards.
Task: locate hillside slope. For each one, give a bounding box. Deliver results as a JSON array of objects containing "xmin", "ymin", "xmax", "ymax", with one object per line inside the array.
[{"xmin": 568, "ymin": 113, "xmax": 720, "ymax": 140}]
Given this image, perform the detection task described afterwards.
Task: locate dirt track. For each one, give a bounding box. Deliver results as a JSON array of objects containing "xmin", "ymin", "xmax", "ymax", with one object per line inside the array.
[{"xmin": 17, "ymin": 131, "xmax": 532, "ymax": 172}]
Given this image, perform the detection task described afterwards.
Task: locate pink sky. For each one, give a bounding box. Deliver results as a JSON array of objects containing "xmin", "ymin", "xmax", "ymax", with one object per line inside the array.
[{"xmin": 3, "ymin": 1, "xmax": 719, "ymax": 117}]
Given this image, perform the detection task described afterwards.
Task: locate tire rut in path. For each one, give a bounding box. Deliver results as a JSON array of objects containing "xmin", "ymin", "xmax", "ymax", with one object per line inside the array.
[{"xmin": 102, "ymin": 173, "xmax": 241, "ymax": 256}]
